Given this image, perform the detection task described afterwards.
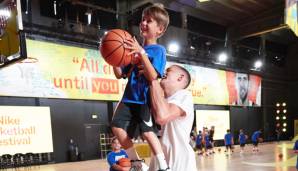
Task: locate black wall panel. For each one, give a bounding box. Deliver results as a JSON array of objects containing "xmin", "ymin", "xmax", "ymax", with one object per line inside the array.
[
  {"xmin": 230, "ymin": 107, "xmax": 263, "ymax": 143},
  {"xmin": 39, "ymin": 98, "xmax": 109, "ymax": 162},
  {"xmin": 0, "ymin": 96, "xmax": 36, "ymax": 106}
]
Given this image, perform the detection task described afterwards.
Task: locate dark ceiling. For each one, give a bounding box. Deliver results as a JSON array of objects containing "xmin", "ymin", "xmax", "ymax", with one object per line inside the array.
[
  {"xmin": 32, "ymin": 0, "xmax": 298, "ymax": 69},
  {"xmin": 129, "ymin": 0, "xmax": 296, "ymax": 68}
]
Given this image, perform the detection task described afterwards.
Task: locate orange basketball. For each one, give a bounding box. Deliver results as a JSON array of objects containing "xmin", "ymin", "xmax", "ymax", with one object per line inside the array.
[
  {"xmin": 117, "ymin": 158, "xmax": 131, "ymax": 167},
  {"xmin": 100, "ymin": 29, "xmax": 133, "ymax": 67}
]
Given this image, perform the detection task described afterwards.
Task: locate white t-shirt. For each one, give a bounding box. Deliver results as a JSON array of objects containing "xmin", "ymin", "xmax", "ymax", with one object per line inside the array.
[{"xmin": 149, "ymin": 89, "xmax": 197, "ymax": 171}]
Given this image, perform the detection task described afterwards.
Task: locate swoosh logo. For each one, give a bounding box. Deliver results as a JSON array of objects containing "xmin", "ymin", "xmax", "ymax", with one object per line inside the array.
[{"xmin": 143, "ymin": 115, "xmax": 153, "ymax": 127}]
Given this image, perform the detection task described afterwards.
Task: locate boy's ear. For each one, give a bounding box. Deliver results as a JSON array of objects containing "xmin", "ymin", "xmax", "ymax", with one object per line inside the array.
[{"xmin": 157, "ymin": 25, "xmax": 165, "ymax": 36}]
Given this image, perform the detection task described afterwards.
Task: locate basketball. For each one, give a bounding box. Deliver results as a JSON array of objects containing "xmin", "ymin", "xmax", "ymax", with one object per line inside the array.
[
  {"xmin": 117, "ymin": 158, "xmax": 131, "ymax": 167},
  {"xmin": 100, "ymin": 29, "xmax": 133, "ymax": 67},
  {"xmin": 278, "ymin": 153, "xmax": 283, "ymax": 158}
]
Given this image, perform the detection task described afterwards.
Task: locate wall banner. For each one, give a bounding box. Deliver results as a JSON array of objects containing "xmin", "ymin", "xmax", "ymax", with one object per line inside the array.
[{"xmin": 0, "ymin": 39, "xmax": 261, "ymax": 106}]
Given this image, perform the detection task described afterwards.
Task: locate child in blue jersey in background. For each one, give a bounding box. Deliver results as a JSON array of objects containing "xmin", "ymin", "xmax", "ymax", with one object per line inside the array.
[
  {"xmin": 251, "ymin": 129, "xmax": 262, "ymax": 153},
  {"xmin": 293, "ymin": 140, "xmax": 298, "ymax": 171},
  {"xmin": 238, "ymin": 129, "xmax": 246, "ymax": 153},
  {"xmin": 204, "ymin": 129, "xmax": 212, "ymax": 156},
  {"xmin": 196, "ymin": 131, "xmax": 203, "ymax": 155},
  {"xmin": 111, "ymin": 3, "xmax": 170, "ymax": 171},
  {"xmin": 107, "ymin": 137, "xmax": 129, "ymax": 171},
  {"xmin": 224, "ymin": 129, "xmax": 234, "ymax": 155}
]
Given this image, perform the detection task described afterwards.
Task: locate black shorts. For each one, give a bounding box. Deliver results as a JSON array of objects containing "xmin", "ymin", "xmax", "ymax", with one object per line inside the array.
[
  {"xmin": 240, "ymin": 143, "xmax": 245, "ymax": 147},
  {"xmin": 206, "ymin": 144, "xmax": 212, "ymax": 149},
  {"xmin": 111, "ymin": 102, "xmax": 158, "ymax": 138},
  {"xmin": 252, "ymin": 141, "xmax": 258, "ymax": 146},
  {"xmin": 196, "ymin": 144, "xmax": 202, "ymax": 150}
]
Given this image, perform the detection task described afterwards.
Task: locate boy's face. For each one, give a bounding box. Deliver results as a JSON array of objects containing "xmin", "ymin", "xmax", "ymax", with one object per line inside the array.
[
  {"xmin": 111, "ymin": 139, "xmax": 121, "ymax": 151},
  {"xmin": 140, "ymin": 14, "xmax": 164, "ymax": 39}
]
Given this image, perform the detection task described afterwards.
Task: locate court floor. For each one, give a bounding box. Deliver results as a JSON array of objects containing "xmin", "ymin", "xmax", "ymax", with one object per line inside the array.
[{"xmin": 9, "ymin": 141, "xmax": 297, "ymax": 171}]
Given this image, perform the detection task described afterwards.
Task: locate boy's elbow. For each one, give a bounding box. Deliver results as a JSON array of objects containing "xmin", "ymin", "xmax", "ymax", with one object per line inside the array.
[{"xmin": 155, "ymin": 118, "xmax": 167, "ymax": 125}]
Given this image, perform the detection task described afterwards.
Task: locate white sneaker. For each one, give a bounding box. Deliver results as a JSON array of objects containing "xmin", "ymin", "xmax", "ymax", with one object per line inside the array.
[{"xmin": 141, "ymin": 162, "xmax": 149, "ymax": 171}]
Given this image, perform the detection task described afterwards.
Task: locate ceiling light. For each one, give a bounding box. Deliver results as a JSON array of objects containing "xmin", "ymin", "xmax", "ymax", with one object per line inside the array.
[
  {"xmin": 218, "ymin": 52, "xmax": 227, "ymax": 62},
  {"xmin": 53, "ymin": 1, "xmax": 57, "ymax": 16},
  {"xmin": 168, "ymin": 42, "xmax": 180, "ymax": 53},
  {"xmin": 85, "ymin": 10, "xmax": 92, "ymax": 25},
  {"xmin": 254, "ymin": 60, "xmax": 263, "ymax": 68}
]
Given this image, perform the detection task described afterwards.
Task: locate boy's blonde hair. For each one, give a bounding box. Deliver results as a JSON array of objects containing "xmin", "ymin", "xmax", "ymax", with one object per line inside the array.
[{"xmin": 142, "ymin": 3, "xmax": 169, "ymax": 33}]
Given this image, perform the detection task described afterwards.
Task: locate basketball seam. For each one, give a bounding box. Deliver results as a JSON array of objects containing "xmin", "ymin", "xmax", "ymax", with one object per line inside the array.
[
  {"xmin": 102, "ymin": 40, "xmax": 123, "ymax": 44},
  {"xmin": 105, "ymin": 43, "xmax": 123, "ymax": 61},
  {"xmin": 110, "ymin": 30, "xmax": 125, "ymax": 41}
]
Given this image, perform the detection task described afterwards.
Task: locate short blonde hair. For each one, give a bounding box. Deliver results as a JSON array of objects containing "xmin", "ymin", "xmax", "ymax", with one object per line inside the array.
[{"xmin": 142, "ymin": 3, "xmax": 170, "ymax": 33}]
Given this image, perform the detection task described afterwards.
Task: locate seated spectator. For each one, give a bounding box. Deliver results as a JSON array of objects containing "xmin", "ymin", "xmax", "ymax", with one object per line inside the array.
[{"xmin": 107, "ymin": 137, "xmax": 130, "ymax": 171}]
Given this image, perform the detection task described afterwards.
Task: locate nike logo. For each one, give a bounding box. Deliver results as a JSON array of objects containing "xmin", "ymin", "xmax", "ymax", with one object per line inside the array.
[{"xmin": 143, "ymin": 116, "xmax": 153, "ymax": 127}]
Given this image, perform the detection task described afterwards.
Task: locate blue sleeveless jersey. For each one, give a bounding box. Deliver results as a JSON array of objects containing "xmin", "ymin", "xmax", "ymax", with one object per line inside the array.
[{"xmin": 121, "ymin": 44, "xmax": 166, "ymax": 104}]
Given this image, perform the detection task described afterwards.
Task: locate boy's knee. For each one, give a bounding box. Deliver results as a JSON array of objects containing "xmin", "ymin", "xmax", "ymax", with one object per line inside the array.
[{"xmin": 142, "ymin": 131, "xmax": 155, "ymax": 140}]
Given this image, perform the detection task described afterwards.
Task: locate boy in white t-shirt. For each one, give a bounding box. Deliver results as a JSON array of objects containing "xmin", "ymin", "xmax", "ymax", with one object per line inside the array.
[{"xmin": 148, "ymin": 65, "xmax": 197, "ymax": 171}]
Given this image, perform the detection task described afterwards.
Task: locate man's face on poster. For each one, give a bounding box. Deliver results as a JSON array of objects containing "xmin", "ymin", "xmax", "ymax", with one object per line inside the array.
[{"xmin": 236, "ymin": 73, "xmax": 249, "ymax": 101}]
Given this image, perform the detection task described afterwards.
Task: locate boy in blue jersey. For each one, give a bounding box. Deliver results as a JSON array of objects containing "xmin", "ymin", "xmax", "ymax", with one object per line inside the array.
[
  {"xmin": 107, "ymin": 137, "xmax": 129, "ymax": 171},
  {"xmin": 196, "ymin": 131, "xmax": 203, "ymax": 155},
  {"xmin": 293, "ymin": 140, "xmax": 298, "ymax": 171},
  {"xmin": 251, "ymin": 129, "xmax": 262, "ymax": 153},
  {"xmin": 224, "ymin": 129, "xmax": 234, "ymax": 155},
  {"xmin": 238, "ymin": 129, "xmax": 246, "ymax": 153},
  {"xmin": 111, "ymin": 3, "xmax": 170, "ymax": 171},
  {"xmin": 204, "ymin": 130, "xmax": 212, "ymax": 156}
]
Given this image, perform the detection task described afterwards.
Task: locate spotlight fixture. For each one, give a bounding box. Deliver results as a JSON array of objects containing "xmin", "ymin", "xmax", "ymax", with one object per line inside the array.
[
  {"xmin": 282, "ymin": 128, "xmax": 286, "ymax": 132},
  {"xmin": 276, "ymin": 110, "xmax": 280, "ymax": 114},
  {"xmin": 254, "ymin": 60, "xmax": 263, "ymax": 68},
  {"xmin": 218, "ymin": 52, "xmax": 227, "ymax": 62},
  {"xmin": 53, "ymin": 0, "xmax": 57, "ymax": 16},
  {"xmin": 168, "ymin": 42, "xmax": 180, "ymax": 54},
  {"xmin": 282, "ymin": 116, "xmax": 286, "ymax": 120},
  {"xmin": 276, "ymin": 116, "xmax": 280, "ymax": 120},
  {"xmin": 282, "ymin": 102, "xmax": 286, "ymax": 106},
  {"xmin": 276, "ymin": 103, "xmax": 280, "ymax": 107},
  {"xmin": 283, "ymin": 123, "xmax": 287, "ymax": 127},
  {"xmin": 283, "ymin": 109, "xmax": 287, "ymax": 113},
  {"xmin": 85, "ymin": 9, "xmax": 92, "ymax": 25}
]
